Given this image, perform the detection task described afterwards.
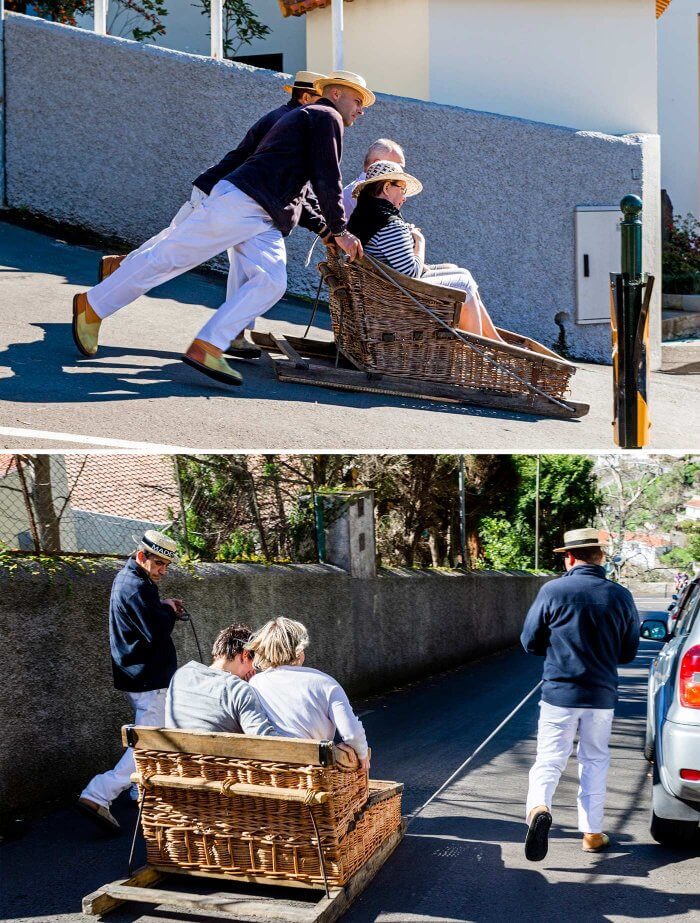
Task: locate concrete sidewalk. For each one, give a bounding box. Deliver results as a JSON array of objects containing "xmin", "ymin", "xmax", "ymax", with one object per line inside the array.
[{"xmin": 1, "ymin": 219, "xmax": 698, "ymax": 451}]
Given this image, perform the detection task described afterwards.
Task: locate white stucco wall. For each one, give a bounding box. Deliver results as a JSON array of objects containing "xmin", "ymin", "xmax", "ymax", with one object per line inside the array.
[
  {"xmin": 78, "ymin": 0, "xmax": 306, "ymax": 72},
  {"xmin": 658, "ymin": 0, "xmax": 700, "ymax": 218},
  {"xmin": 306, "ymin": 0, "xmax": 658, "ymax": 134},
  {"xmin": 429, "ymin": 0, "xmax": 658, "ymax": 133},
  {"xmin": 305, "ymin": 0, "xmax": 430, "ymax": 100}
]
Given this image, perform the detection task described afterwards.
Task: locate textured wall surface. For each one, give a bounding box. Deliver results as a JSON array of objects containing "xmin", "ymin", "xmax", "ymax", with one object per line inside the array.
[
  {"xmin": 4, "ymin": 14, "xmax": 660, "ymax": 361},
  {"xmin": 0, "ymin": 559, "xmax": 547, "ymax": 817}
]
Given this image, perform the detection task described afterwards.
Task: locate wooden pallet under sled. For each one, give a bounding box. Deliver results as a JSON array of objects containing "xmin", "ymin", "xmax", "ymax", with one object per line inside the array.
[
  {"xmin": 251, "ymin": 331, "xmax": 590, "ymax": 420},
  {"xmin": 82, "ymin": 821, "xmax": 405, "ymax": 923}
]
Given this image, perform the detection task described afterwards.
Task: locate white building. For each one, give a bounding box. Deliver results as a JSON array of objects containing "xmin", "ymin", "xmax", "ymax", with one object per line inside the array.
[
  {"xmin": 681, "ymin": 498, "xmax": 700, "ymax": 521},
  {"xmin": 304, "ymin": 0, "xmax": 664, "ymax": 136},
  {"xmin": 600, "ymin": 529, "xmax": 673, "ymax": 568},
  {"xmin": 658, "ymin": 0, "xmax": 700, "ymax": 219}
]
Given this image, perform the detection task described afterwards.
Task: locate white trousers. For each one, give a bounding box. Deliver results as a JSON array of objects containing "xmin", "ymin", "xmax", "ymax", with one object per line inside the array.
[
  {"xmin": 526, "ymin": 701, "xmax": 614, "ymax": 834},
  {"xmin": 80, "ymin": 688, "xmax": 166, "ymax": 808},
  {"xmin": 421, "ymin": 265, "xmax": 478, "ymax": 301},
  {"xmin": 88, "ymin": 182, "xmax": 287, "ymax": 350},
  {"xmin": 123, "ymin": 187, "xmax": 254, "ymax": 335}
]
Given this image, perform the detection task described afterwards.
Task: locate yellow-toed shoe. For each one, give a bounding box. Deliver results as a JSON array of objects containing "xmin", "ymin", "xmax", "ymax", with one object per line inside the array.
[
  {"xmin": 72, "ymin": 292, "xmax": 102, "ymax": 357},
  {"xmin": 582, "ymin": 833, "xmax": 610, "ymax": 852},
  {"xmin": 98, "ymin": 254, "xmax": 126, "ymax": 283},
  {"xmin": 183, "ymin": 340, "xmax": 243, "ymax": 387},
  {"xmin": 225, "ymin": 334, "xmax": 261, "ymax": 360}
]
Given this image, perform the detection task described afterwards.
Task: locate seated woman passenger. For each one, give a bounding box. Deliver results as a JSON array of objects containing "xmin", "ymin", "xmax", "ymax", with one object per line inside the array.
[
  {"xmin": 247, "ymin": 617, "xmax": 370, "ymax": 770},
  {"xmin": 347, "ymin": 160, "xmax": 504, "ymax": 343}
]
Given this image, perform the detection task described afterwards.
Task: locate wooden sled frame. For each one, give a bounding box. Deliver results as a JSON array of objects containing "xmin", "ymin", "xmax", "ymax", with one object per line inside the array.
[
  {"xmin": 252, "ymin": 331, "xmax": 589, "ymax": 420},
  {"xmin": 82, "ymin": 821, "xmax": 405, "ymax": 923}
]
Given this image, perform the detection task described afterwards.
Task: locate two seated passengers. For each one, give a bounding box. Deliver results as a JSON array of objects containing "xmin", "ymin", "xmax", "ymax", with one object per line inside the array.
[
  {"xmin": 166, "ymin": 618, "xmax": 370, "ymax": 770},
  {"xmin": 342, "ymin": 143, "xmax": 504, "ymax": 344}
]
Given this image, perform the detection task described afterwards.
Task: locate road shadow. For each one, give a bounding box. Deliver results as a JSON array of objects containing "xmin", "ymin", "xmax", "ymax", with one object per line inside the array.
[
  {"xmin": 344, "ymin": 828, "xmax": 700, "ymax": 922},
  {"xmin": 0, "ymin": 323, "xmax": 582, "ymax": 427},
  {"xmin": 0, "ymin": 220, "xmax": 226, "ymax": 310}
]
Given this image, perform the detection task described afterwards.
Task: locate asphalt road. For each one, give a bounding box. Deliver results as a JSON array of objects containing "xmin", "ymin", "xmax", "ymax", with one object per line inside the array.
[
  {"xmin": 1, "ymin": 219, "xmax": 699, "ymax": 451},
  {"xmin": 2, "ymin": 603, "xmax": 698, "ymax": 923}
]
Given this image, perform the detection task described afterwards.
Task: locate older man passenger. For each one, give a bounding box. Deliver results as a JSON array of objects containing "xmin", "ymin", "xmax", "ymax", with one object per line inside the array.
[{"xmin": 343, "ymin": 138, "xmax": 405, "ymax": 218}]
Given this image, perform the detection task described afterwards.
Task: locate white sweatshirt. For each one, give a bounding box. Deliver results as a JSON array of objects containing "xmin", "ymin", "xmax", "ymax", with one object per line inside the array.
[{"xmin": 249, "ymin": 665, "xmax": 368, "ymax": 759}]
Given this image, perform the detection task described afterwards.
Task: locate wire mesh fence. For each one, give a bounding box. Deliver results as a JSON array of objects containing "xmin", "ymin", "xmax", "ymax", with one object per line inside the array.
[
  {"xmin": 0, "ymin": 454, "xmax": 322, "ymax": 562},
  {"xmin": 0, "ymin": 454, "xmax": 182, "ymax": 556}
]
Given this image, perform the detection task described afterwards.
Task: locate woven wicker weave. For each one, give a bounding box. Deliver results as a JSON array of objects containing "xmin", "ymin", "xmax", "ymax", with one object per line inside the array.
[
  {"xmin": 319, "ymin": 252, "xmax": 576, "ymax": 400},
  {"xmin": 133, "ymin": 745, "xmax": 402, "ymax": 888}
]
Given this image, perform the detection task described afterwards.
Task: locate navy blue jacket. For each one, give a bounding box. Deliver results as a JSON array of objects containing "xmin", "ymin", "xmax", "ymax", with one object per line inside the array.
[
  {"xmin": 192, "ymin": 100, "xmax": 326, "ymax": 236},
  {"xmin": 520, "ymin": 564, "xmax": 640, "ymax": 709},
  {"xmin": 109, "ymin": 558, "xmax": 177, "ymax": 692},
  {"xmin": 224, "ymin": 98, "xmax": 346, "ymax": 237}
]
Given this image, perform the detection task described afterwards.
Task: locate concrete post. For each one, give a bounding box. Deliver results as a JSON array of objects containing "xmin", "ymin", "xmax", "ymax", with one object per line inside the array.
[
  {"xmin": 331, "ymin": 0, "xmax": 343, "ymax": 70},
  {"xmin": 211, "ymin": 0, "xmax": 224, "ymax": 60},
  {"xmin": 94, "ymin": 0, "xmax": 108, "ymax": 36},
  {"xmin": 321, "ymin": 490, "xmax": 376, "ymax": 578}
]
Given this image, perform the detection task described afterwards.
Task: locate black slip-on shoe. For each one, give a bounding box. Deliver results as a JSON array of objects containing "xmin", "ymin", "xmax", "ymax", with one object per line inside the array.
[{"xmin": 525, "ymin": 807, "xmax": 552, "ymax": 862}]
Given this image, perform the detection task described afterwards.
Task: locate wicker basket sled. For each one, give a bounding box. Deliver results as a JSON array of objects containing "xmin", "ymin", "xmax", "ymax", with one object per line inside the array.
[
  {"xmin": 251, "ymin": 251, "xmax": 589, "ymax": 420},
  {"xmin": 82, "ymin": 725, "xmax": 405, "ymax": 923}
]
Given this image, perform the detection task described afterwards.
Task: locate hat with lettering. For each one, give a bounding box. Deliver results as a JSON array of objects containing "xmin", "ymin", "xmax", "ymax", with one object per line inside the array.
[
  {"xmin": 554, "ymin": 528, "xmax": 608, "ymax": 554},
  {"xmin": 137, "ymin": 530, "xmax": 179, "ymax": 562}
]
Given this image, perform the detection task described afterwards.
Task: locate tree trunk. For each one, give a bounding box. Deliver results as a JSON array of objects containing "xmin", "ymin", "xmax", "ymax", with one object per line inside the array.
[{"xmin": 31, "ymin": 456, "xmax": 62, "ymax": 553}]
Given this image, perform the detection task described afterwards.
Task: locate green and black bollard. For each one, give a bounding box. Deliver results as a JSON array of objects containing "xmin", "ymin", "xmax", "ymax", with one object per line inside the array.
[{"xmin": 609, "ymin": 194, "xmax": 654, "ymax": 448}]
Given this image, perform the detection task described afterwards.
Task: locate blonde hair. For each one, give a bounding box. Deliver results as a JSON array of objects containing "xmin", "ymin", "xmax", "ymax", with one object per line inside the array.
[{"xmin": 246, "ymin": 618, "xmax": 309, "ymax": 671}]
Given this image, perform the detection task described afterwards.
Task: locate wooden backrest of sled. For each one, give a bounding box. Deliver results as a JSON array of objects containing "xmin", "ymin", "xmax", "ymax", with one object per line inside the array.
[{"xmin": 122, "ymin": 725, "xmax": 358, "ymax": 768}]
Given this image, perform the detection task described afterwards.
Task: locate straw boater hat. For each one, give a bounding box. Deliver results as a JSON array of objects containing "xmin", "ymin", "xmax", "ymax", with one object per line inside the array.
[
  {"xmin": 352, "ymin": 160, "xmax": 423, "ymax": 198},
  {"xmin": 554, "ymin": 528, "xmax": 608, "ymax": 554},
  {"xmin": 283, "ymin": 70, "xmax": 327, "ymax": 94},
  {"xmin": 313, "ymin": 70, "xmax": 376, "ymax": 107},
  {"xmin": 137, "ymin": 530, "xmax": 179, "ymax": 562}
]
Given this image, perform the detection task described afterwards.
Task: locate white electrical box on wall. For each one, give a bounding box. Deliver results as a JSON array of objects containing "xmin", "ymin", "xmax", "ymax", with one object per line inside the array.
[{"xmin": 575, "ymin": 206, "xmax": 622, "ymax": 324}]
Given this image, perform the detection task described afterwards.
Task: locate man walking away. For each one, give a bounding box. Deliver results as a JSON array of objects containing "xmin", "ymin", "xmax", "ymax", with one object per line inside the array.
[
  {"xmin": 96, "ymin": 71, "xmax": 326, "ymax": 360},
  {"xmin": 521, "ymin": 527, "xmax": 640, "ymax": 861},
  {"xmin": 166, "ymin": 624, "xmax": 279, "ymax": 735},
  {"xmin": 78, "ymin": 531, "xmax": 186, "ymax": 834},
  {"xmin": 72, "ymin": 71, "xmax": 373, "ymax": 389}
]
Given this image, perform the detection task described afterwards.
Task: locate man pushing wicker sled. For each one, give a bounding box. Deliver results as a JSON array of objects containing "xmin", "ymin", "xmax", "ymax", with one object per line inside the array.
[{"xmin": 72, "ymin": 71, "xmax": 374, "ymax": 388}]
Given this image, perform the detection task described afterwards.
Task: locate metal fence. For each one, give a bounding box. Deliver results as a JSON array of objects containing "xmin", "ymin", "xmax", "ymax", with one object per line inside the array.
[
  {"xmin": 0, "ymin": 454, "xmax": 182, "ymax": 556},
  {"xmin": 0, "ymin": 454, "xmax": 319, "ymax": 561}
]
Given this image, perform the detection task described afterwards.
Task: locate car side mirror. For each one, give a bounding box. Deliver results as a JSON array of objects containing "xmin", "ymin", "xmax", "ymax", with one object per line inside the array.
[{"xmin": 640, "ymin": 619, "xmax": 669, "ymax": 642}]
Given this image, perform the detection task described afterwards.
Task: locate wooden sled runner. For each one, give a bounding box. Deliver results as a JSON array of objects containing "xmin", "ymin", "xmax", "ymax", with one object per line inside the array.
[
  {"xmin": 254, "ymin": 252, "xmax": 589, "ymax": 420},
  {"xmin": 83, "ymin": 726, "xmax": 405, "ymax": 923}
]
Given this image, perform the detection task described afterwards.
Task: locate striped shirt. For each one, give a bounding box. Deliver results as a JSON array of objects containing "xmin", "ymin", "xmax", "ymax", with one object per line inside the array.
[{"xmin": 365, "ymin": 217, "xmax": 424, "ymax": 278}]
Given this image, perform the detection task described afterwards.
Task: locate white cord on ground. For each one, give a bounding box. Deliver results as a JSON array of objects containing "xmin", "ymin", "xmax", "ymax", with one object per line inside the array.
[{"xmin": 406, "ymin": 679, "xmax": 543, "ymax": 830}]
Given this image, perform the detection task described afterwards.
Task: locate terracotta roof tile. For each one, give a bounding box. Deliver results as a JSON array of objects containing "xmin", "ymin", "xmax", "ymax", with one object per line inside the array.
[
  {"xmin": 279, "ymin": 0, "xmax": 670, "ymax": 17},
  {"xmin": 278, "ymin": 0, "xmax": 354, "ymax": 17},
  {"xmin": 64, "ymin": 455, "xmax": 179, "ymax": 523}
]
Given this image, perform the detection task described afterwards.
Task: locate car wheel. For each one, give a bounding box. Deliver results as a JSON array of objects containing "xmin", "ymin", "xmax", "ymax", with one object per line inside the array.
[
  {"xmin": 650, "ymin": 809, "xmax": 698, "ymax": 846},
  {"xmin": 643, "ymin": 722, "xmax": 655, "ymax": 762}
]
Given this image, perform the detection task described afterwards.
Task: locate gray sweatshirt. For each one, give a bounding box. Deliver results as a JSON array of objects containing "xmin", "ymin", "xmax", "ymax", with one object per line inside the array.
[{"xmin": 166, "ymin": 661, "xmax": 278, "ymax": 735}]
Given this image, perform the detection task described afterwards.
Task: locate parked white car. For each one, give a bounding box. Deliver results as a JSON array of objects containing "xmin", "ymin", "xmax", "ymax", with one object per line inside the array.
[{"xmin": 641, "ymin": 579, "xmax": 700, "ymax": 846}]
